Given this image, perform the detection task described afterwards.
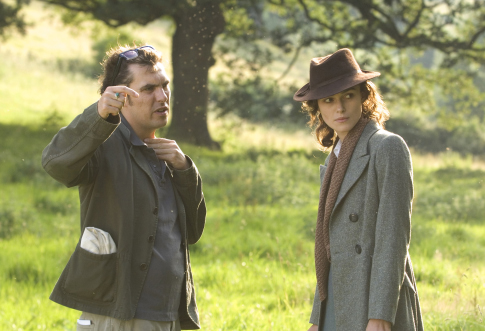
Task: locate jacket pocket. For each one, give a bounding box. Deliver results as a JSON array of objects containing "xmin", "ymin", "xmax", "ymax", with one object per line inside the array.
[{"xmin": 63, "ymin": 247, "xmax": 118, "ymax": 303}]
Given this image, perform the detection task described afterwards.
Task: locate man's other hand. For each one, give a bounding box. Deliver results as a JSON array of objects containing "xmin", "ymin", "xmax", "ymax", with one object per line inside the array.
[{"xmin": 144, "ymin": 138, "xmax": 190, "ymax": 170}]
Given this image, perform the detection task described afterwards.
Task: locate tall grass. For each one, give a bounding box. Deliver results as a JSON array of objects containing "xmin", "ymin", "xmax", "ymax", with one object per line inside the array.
[{"xmin": 1, "ymin": 121, "xmax": 484, "ymax": 330}]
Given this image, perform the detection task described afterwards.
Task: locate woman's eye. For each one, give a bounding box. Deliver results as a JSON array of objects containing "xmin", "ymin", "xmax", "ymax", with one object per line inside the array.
[
  {"xmin": 345, "ymin": 93, "xmax": 353, "ymax": 99},
  {"xmin": 324, "ymin": 98, "xmax": 332, "ymax": 103}
]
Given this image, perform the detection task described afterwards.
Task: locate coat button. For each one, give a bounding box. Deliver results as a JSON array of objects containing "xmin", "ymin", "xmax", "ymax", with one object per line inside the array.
[
  {"xmin": 349, "ymin": 213, "xmax": 359, "ymax": 222},
  {"xmin": 153, "ymin": 207, "xmax": 158, "ymax": 215},
  {"xmin": 140, "ymin": 263, "xmax": 148, "ymax": 271},
  {"xmin": 148, "ymin": 235, "xmax": 155, "ymax": 243},
  {"xmin": 355, "ymin": 245, "xmax": 362, "ymax": 254}
]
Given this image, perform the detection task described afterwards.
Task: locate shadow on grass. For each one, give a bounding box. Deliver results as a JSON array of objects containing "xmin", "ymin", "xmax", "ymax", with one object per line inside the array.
[{"xmin": 0, "ymin": 122, "xmax": 59, "ymax": 183}]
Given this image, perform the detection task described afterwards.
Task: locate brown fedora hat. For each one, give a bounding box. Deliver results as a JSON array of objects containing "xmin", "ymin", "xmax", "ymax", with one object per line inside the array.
[{"xmin": 293, "ymin": 48, "xmax": 380, "ymax": 102}]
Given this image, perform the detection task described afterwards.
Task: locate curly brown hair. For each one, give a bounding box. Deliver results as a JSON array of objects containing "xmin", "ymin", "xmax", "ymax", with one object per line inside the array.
[
  {"xmin": 98, "ymin": 44, "xmax": 163, "ymax": 95},
  {"xmin": 301, "ymin": 81, "xmax": 390, "ymax": 149}
]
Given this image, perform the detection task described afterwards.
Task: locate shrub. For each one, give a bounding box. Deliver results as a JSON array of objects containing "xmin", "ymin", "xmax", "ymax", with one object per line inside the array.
[{"xmin": 210, "ymin": 75, "xmax": 305, "ymax": 123}]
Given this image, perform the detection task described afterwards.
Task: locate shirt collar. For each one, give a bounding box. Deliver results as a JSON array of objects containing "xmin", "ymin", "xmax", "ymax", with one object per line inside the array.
[
  {"xmin": 333, "ymin": 139, "xmax": 342, "ymax": 158},
  {"xmin": 120, "ymin": 113, "xmax": 146, "ymax": 147}
]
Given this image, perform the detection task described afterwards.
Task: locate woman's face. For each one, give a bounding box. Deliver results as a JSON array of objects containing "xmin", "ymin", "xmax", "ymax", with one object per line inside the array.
[{"xmin": 317, "ymin": 86, "xmax": 363, "ymax": 141}]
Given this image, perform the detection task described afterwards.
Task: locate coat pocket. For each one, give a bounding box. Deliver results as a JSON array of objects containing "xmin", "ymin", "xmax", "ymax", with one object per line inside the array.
[
  {"xmin": 394, "ymin": 275, "xmax": 418, "ymax": 331},
  {"xmin": 63, "ymin": 247, "xmax": 118, "ymax": 303},
  {"xmin": 402, "ymin": 273, "xmax": 416, "ymax": 294}
]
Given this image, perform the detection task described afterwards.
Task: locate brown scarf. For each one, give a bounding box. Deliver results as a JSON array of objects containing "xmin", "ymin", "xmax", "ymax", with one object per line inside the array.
[{"xmin": 315, "ymin": 117, "xmax": 370, "ymax": 301}]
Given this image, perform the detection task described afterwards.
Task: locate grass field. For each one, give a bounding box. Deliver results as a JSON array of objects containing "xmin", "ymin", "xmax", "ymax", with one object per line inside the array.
[{"xmin": 1, "ymin": 2, "xmax": 485, "ymax": 330}]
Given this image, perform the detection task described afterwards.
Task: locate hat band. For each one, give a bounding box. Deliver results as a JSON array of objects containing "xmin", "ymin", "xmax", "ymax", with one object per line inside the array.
[{"xmin": 311, "ymin": 69, "xmax": 363, "ymax": 89}]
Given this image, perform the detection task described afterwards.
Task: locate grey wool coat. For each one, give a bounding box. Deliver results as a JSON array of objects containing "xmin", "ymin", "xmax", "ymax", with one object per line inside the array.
[{"xmin": 309, "ymin": 120, "xmax": 424, "ymax": 331}]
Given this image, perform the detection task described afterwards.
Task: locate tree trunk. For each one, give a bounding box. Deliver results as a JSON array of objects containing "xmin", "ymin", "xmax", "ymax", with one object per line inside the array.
[{"xmin": 168, "ymin": 1, "xmax": 225, "ymax": 149}]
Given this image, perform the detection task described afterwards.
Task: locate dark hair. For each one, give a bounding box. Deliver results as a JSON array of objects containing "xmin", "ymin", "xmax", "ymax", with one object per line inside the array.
[
  {"xmin": 98, "ymin": 44, "xmax": 163, "ymax": 95},
  {"xmin": 301, "ymin": 81, "xmax": 390, "ymax": 149}
]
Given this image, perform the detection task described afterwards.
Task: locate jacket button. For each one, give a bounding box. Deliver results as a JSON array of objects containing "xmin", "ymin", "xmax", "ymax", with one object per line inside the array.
[
  {"xmin": 349, "ymin": 213, "xmax": 359, "ymax": 222},
  {"xmin": 148, "ymin": 235, "xmax": 155, "ymax": 243},
  {"xmin": 355, "ymin": 245, "xmax": 362, "ymax": 254},
  {"xmin": 153, "ymin": 207, "xmax": 158, "ymax": 215},
  {"xmin": 140, "ymin": 263, "xmax": 148, "ymax": 271}
]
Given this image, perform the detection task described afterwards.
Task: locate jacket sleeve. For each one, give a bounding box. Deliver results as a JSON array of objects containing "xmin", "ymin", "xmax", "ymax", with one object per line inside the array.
[
  {"xmin": 41, "ymin": 102, "xmax": 120, "ymax": 187},
  {"xmin": 172, "ymin": 156, "xmax": 206, "ymax": 244},
  {"xmin": 308, "ymin": 161, "xmax": 329, "ymax": 325},
  {"xmin": 309, "ymin": 285, "xmax": 321, "ymax": 325},
  {"xmin": 368, "ymin": 134, "xmax": 413, "ymax": 324}
]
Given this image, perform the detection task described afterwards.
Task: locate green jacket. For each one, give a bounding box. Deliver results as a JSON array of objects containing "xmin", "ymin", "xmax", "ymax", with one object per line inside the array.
[
  {"xmin": 310, "ymin": 121, "xmax": 423, "ymax": 330},
  {"xmin": 42, "ymin": 103, "xmax": 206, "ymax": 330}
]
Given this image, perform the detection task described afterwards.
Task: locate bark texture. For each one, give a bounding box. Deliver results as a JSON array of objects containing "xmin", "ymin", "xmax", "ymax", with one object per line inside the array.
[{"xmin": 169, "ymin": 2, "xmax": 225, "ymax": 149}]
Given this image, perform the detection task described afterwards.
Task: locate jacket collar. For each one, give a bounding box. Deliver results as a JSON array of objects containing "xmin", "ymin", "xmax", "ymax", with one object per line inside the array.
[
  {"xmin": 119, "ymin": 114, "xmax": 146, "ymax": 147},
  {"xmin": 333, "ymin": 120, "xmax": 380, "ymax": 211},
  {"xmin": 350, "ymin": 119, "xmax": 380, "ymax": 158},
  {"xmin": 117, "ymin": 115, "xmax": 132, "ymax": 144}
]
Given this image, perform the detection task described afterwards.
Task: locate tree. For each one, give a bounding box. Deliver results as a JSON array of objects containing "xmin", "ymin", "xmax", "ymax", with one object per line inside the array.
[
  {"xmin": 0, "ymin": 0, "xmax": 30, "ymax": 37},
  {"xmin": 41, "ymin": 0, "xmax": 485, "ymax": 149},
  {"xmin": 42, "ymin": 0, "xmax": 225, "ymax": 149},
  {"xmin": 215, "ymin": 0, "xmax": 485, "ymax": 129}
]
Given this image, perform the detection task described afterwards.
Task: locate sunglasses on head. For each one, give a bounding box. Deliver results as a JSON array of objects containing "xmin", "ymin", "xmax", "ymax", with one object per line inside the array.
[{"xmin": 110, "ymin": 45, "xmax": 156, "ymax": 86}]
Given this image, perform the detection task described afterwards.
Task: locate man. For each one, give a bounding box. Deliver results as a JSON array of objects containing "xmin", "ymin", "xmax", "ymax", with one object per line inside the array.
[{"xmin": 42, "ymin": 45, "xmax": 206, "ymax": 330}]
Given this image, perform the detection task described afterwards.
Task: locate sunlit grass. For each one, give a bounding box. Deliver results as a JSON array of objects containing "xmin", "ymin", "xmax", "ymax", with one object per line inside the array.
[
  {"xmin": 195, "ymin": 259, "xmax": 315, "ymax": 331},
  {"xmin": 208, "ymin": 112, "xmax": 318, "ymax": 154},
  {"xmin": 0, "ymin": 53, "xmax": 99, "ymax": 125},
  {"xmin": 0, "ymin": 234, "xmax": 79, "ymax": 331},
  {"xmin": 412, "ymin": 150, "xmax": 485, "ymax": 171},
  {"xmin": 1, "ymin": 121, "xmax": 484, "ymax": 329}
]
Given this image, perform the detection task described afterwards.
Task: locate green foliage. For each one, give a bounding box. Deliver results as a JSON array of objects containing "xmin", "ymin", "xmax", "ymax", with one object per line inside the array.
[
  {"xmin": 211, "ymin": 7, "xmax": 485, "ymax": 155},
  {"xmin": 39, "ymin": 0, "xmax": 485, "ymax": 148},
  {"xmin": 41, "ymin": 110, "xmax": 65, "ymax": 131},
  {"xmin": 414, "ymin": 165, "xmax": 485, "ymax": 222},
  {"xmin": 0, "ymin": 205, "xmax": 16, "ymax": 239},
  {"xmin": 386, "ymin": 115, "xmax": 485, "ymax": 155},
  {"xmin": 210, "ymin": 75, "xmax": 303, "ymax": 122},
  {"xmin": 0, "ymin": 0, "xmax": 30, "ymax": 38},
  {"xmin": 220, "ymin": 2, "xmax": 258, "ymax": 40},
  {"xmin": 437, "ymin": 67, "xmax": 485, "ymax": 127},
  {"xmin": 91, "ymin": 28, "xmax": 141, "ymax": 67}
]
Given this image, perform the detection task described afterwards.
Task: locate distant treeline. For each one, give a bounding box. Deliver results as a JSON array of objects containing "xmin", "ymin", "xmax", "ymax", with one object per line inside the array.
[
  {"xmin": 386, "ymin": 117, "xmax": 485, "ymax": 156},
  {"xmin": 209, "ymin": 77, "xmax": 485, "ymax": 156}
]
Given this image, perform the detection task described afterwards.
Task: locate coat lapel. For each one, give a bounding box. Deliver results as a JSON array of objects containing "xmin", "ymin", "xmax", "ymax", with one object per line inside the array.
[
  {"xmin": 332, "ymin": 121, "xmax": 380, "ymax": 212},
  {"xmin": 119, "ymin": 121, "xmax": 158, "ymax": 192},
  {"xmin": 319, "ymin": 149, "xmax": 332, "ymax": 185},
  {"xmin": 129, "ymin": 146, "xmax": 155, "ymax": 184},
  {"xmin": 319, "ymin": 164, "xmax": 327, "ymax": 186}
]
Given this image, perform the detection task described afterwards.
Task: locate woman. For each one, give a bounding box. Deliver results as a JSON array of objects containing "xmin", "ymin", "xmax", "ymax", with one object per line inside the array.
[{"xmin": 293, "ymin": 49, "xmax": 423, "ymax": 331}]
